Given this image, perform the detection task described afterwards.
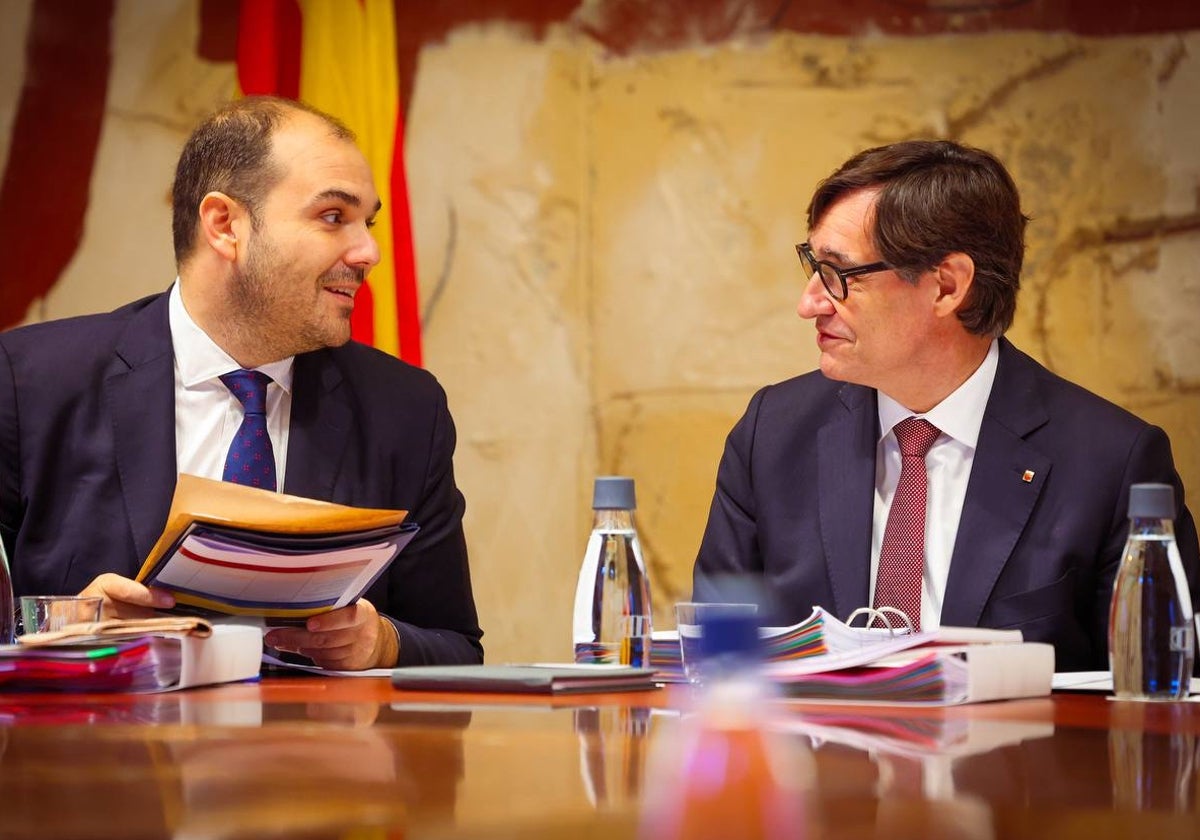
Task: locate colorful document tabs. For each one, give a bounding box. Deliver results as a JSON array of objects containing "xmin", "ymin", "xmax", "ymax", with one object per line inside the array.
[
  {"xmin": 771, "ymin": 652, "xmax": 953, "ymax": 703},
  {"xmin": 649, "ymin": 605, "xmax": 1047, "ymax": 705},
  {"xmin": 0, "ymin": 638, "xmax": 172, "ymax": 692},
  {"xmin": 767, "ymin": 642, "xmax": 1055, "ymax": 706},
  {"xmin": 0, "ymin": 622, "xmax": 262, "ymax": 693}
]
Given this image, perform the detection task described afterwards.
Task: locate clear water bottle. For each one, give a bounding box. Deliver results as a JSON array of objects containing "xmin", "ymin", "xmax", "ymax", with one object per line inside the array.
[
  {"xmin": 1109, "ymin": 483, "xmax": 1195, "ymax": 700},
  {"xmin": 0, "ymin": 537, "xmax": 14, "ymax": 643},
  {"xmin": 572, "ymin": 476, "xmax": 653, "ymax": 666}
]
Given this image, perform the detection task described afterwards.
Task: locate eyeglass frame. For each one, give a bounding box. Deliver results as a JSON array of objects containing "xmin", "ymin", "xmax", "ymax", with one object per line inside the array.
[{"xmin": 795, "ymin": 242, "xmax": 892, "ymax": 301}]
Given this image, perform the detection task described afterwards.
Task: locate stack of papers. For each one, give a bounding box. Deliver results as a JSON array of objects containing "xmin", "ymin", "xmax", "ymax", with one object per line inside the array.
[
  {"xmin": 0, "ymin": 638, "xmax": 174, "ymax": 692},
  {"xmin": 136, "ymin": 475, "xmax": 416, "ymax": 620},
  {"xmin": 766, "ymin": 643, "xmax": 1054, "ymax": 705},
  {"xmin": 649, "ymin": 605, "xmax": 1025, "ymax": 685},
  {"xmin": 0, "ymin": 623, "xmax": 262, "ymax": 692}
]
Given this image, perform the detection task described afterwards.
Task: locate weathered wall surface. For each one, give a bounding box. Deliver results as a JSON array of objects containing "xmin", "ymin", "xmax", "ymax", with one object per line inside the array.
[
  {"xmin": 409, "ymin": 26, "xmax": 1200, "ymax": 661},
  {"xmin": 3, "ymin": 0, "xmax": 1197, "ymax": 664}
]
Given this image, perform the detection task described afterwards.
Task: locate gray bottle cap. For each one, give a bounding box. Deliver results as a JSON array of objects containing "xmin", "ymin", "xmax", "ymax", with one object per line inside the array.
[
  {"xmin": 593, "ymin": 476, "xmax": 636, "ymax": 510},
  {"xmin": 1128, "ymin": 483, "xmax": 1175, "ymax": 519}
]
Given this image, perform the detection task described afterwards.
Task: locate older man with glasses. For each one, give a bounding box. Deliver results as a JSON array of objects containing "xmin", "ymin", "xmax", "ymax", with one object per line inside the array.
[{"xmin": 693, "ymin": 139, "xmax": 1198, "ymax": 672}]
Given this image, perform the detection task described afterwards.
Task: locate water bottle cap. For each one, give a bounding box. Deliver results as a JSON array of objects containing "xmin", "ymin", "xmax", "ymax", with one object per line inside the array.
[
  {"xmin": 1128, "ymin": 483, "xmax": 1175, "ymax": 520},
  {"xmin": 699, "ymin": 610, "xmax": 760, "ymax": 662},
  {"xmin": 593, "ymin": 476, "xmax": 636, "ymax": 510}
]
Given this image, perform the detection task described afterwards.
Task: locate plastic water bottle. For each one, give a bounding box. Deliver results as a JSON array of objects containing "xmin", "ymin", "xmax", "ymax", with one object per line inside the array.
[
  {"xmin": 572, "ymin": 476, "xmax": 653, "ymax": 666},
  {"xmin": 1109, "ymin": 483, "xmax": 1195, "ymax": 700},
  {"xmin": 0, "ymin": 537, "xmax": 14, "ymax": 643},
  {"xmin": 638, "ymin": 610, "xmax": 809, "ymax": 839}
]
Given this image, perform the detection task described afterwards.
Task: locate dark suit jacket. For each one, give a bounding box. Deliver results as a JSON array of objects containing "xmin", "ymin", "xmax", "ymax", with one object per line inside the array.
[
  {"xmin": 694, "ymin": 339, "xmax": 1199, "ymax": 671},
  {"xmin": 0, "ymin": 292, "xmax": 483, "ymax": 666}
]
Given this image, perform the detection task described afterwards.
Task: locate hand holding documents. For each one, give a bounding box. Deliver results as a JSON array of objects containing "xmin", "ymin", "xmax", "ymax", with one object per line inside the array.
[{"xmin": 135, "ymin": 475, "xmax": 418, "ymax": 620}]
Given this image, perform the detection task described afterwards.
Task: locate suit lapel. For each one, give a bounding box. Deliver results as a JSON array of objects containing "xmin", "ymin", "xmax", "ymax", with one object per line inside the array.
[
  {"xmin": 284, "ymin": 350, "xmax": 353, "ymax": 501},
  {"xmin": 942, "ymin": 339, "xmax": 1052, "ymax": 626},
  {"xmin": 818, "ymin": 383, "xmax": 878, "ymax": 619},
  {"xmin": 106, "ymin": 294, "xmax": 176, "ymax": 569}
]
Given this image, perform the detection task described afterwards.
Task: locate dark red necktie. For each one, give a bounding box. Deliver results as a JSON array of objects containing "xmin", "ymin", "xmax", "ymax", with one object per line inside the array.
[
  {"xmin": 219, "ymin": 369, "xmax": 277, "ymax": 492},
  {"xmin": 873, "ymin": 417, "xmax": 940, "ymax": 631}
]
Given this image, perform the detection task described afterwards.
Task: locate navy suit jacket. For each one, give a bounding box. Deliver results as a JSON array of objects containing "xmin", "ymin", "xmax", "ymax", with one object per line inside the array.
[
  {"xmin": 0, "ymin": 292, "xmax": 483, "ymax": 666},
  {"xmin": 694, "ymin": 339, "xmax": 1199, "ymax": 671}
]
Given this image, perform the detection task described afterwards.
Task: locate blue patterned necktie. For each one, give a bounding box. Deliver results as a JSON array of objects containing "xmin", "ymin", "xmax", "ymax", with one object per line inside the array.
[{"xmin": 219, "ymin": 369, "xmax": 277, "ymax": 492}]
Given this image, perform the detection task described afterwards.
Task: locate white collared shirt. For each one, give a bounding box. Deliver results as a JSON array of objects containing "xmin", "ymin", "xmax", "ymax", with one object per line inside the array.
[
  {"xmin": 168, "ymin": 282, "xmax": 294, "ymax": 489},
  {"xmin": 870, "ymin": 339, "xmax": 1000, "ymax": 631}
]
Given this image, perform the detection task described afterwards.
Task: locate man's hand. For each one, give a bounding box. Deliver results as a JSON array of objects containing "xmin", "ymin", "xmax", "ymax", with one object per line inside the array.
[
  {"xmin": 264, "ymin": 599, "xmax": 400, "ymax": 671},
  {"xmin": 79, "ymin": 573, "xmax": 176, "ymax": 619}
]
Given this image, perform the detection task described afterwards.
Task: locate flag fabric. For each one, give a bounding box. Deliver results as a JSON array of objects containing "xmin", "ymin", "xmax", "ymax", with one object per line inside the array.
[{"xmin": 236, "ymin": 0, "xmax": 422, "ymax": 365}]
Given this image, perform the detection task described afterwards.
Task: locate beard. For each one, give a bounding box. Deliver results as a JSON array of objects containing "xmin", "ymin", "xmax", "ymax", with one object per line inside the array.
[{"xmin": 228, "ymin": 231, "xmax": 364, "ymax": 361}]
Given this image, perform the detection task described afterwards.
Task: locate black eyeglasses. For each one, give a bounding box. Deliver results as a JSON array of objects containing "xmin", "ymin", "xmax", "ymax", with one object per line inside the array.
[{"xmin": 795, "ymin": 242, "xmax": 892, "ymax": 301}]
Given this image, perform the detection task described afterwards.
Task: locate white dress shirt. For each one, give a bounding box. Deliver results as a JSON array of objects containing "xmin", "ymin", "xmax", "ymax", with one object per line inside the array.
[
  {"xmin": 167, "ymin": 282, "xmax": 294, "ymax": 489},
  {"xmin": 870, "ymin": 339, "xmax": 1000, "ymax": 631}
]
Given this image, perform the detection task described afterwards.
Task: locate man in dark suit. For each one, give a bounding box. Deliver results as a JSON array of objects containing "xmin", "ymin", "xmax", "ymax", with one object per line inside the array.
[
  {"xmin": 694, "ymin": 140, "xmax": 1198, "ymax": 671},
  {"xmin": 0, "ymin": 96, "xmax": 482, "ymax": 670}
]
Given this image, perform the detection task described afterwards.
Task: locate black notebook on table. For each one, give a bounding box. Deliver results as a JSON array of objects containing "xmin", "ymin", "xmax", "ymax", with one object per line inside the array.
[{"xmin": 391, "ymin": 664, "xmax": 660, "ymax": 695}]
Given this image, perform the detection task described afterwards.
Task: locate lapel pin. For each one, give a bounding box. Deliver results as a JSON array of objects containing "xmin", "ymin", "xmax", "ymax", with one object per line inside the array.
[{"xmin": 1022, "ymin": 469, "xmax": 1036, "ymax": 483}]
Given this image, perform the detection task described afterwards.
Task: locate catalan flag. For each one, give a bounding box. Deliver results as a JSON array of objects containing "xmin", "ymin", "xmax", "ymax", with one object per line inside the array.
[{"xmin": 236, "ymin": 0, "xmax": 422, "ymax": 365}]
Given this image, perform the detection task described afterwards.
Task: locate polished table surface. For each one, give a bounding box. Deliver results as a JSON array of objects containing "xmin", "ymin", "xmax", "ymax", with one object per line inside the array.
[{"xmin": 2, "ymin": 675, "xmax": 1199, "ymax": 839}]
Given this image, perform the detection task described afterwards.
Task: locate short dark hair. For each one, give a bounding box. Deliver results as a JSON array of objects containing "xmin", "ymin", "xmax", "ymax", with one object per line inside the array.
[
  {"xmin": 807, "ymin": 140, "xmax": 1028, "ymax": 337},
  {"xmin": 170, "ymin": 96, "xmax": 354, "ymax": 266}
]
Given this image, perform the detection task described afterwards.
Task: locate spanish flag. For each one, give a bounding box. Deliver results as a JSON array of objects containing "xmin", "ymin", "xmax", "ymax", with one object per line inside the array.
[{"xmin": 236, "ymin": 0, "xmax": 422, "ymax": 366}]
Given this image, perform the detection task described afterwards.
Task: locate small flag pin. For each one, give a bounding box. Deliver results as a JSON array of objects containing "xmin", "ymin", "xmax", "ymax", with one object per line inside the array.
[{"xmin": 1022, "ymin": 470, "xmax": 1035, "ymax": 483}]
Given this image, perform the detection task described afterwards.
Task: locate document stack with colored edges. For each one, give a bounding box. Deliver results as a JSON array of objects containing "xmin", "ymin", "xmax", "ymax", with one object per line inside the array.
[
  {"xmin": 651, "ymin": 606, "xmax": 1040, "ymax": 702},
  {"xmin": 135, "ymin": 474, "xmax": 417, "ymax": 621},
  {"xmin": 760, "ymin": 608, "xmax": 1051, "ymax": 706},
  {"xmin": 0, "ymin": 620, "xmax": 262, "ymax": 693},
  {"xmin": 650, "ymin": 605, "xmax": 926, "ymax": 681}
]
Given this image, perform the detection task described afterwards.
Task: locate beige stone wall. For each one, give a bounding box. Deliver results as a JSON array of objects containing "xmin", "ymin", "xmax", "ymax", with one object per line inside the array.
[
  {"xmin": 408, "ymin": 26, "xmax": 1200, "ymax": 663},
  {"xmin": 4, "ymin": 2, "xmax": 1197, "ymax": 664}
]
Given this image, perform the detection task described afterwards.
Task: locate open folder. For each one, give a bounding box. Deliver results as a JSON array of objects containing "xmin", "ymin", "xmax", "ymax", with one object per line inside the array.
[{"xmin": 135, "ymin": 474, "xmax": 417, "ymax": 620}]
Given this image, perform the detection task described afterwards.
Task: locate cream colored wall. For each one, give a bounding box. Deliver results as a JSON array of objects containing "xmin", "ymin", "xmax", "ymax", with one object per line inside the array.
[
  {"xmin": 4, "ymin": 2, "xmax": 1197, "ymax": 664},
  {"xmin": 409, "ymin": 26, "xmax": 1200, "ymax": 663}
]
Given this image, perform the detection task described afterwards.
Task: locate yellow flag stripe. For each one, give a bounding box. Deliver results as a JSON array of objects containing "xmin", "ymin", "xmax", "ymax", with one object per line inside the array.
[{"xmin": 297, "ymin": 0, "xmax": 401, "ymax": 356}]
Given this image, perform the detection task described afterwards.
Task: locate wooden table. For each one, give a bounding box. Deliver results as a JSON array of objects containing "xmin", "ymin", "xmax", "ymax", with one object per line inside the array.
[{"xmin": 1, "ymin": 677, "xmax": 1198, "ymax": 839}]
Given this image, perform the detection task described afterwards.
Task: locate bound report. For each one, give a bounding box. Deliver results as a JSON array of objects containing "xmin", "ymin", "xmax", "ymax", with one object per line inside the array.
[
  {"xmin": 760, "ymin": 607, "xmax": 1053, "ymax": 706},
  {"xmin": 0, "ymin": 620, "xmax": 261, "ymax": 692},
  {"xmin": 135, "ymin": 474, "xmax": 417, "ymax": 620}
]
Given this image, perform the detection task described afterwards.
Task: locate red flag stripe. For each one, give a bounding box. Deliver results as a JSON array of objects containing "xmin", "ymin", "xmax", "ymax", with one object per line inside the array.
[
  {"xmin": 389, "ymin": 100, "xmax": 422, "ymax": 367},
  {"xmin": 236, "ymin": 0, "xmax": 301, "ymax": 98}
]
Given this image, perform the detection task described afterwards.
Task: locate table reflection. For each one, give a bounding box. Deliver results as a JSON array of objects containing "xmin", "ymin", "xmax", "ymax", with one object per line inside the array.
[
  {"xmin": 0, "ymin": 693, "xmax": 471, "ymax": 839},
  {"xmin": 2, "ymin": 685, "xmax": 1200, "ymax": 839},
  {"xmin": 1108, "ymin": 702, "xmax": 1200, "ymax": 812},
  {"xmin": 574, "ymin": 705, "xmax": 655, "ymax": 808}
]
